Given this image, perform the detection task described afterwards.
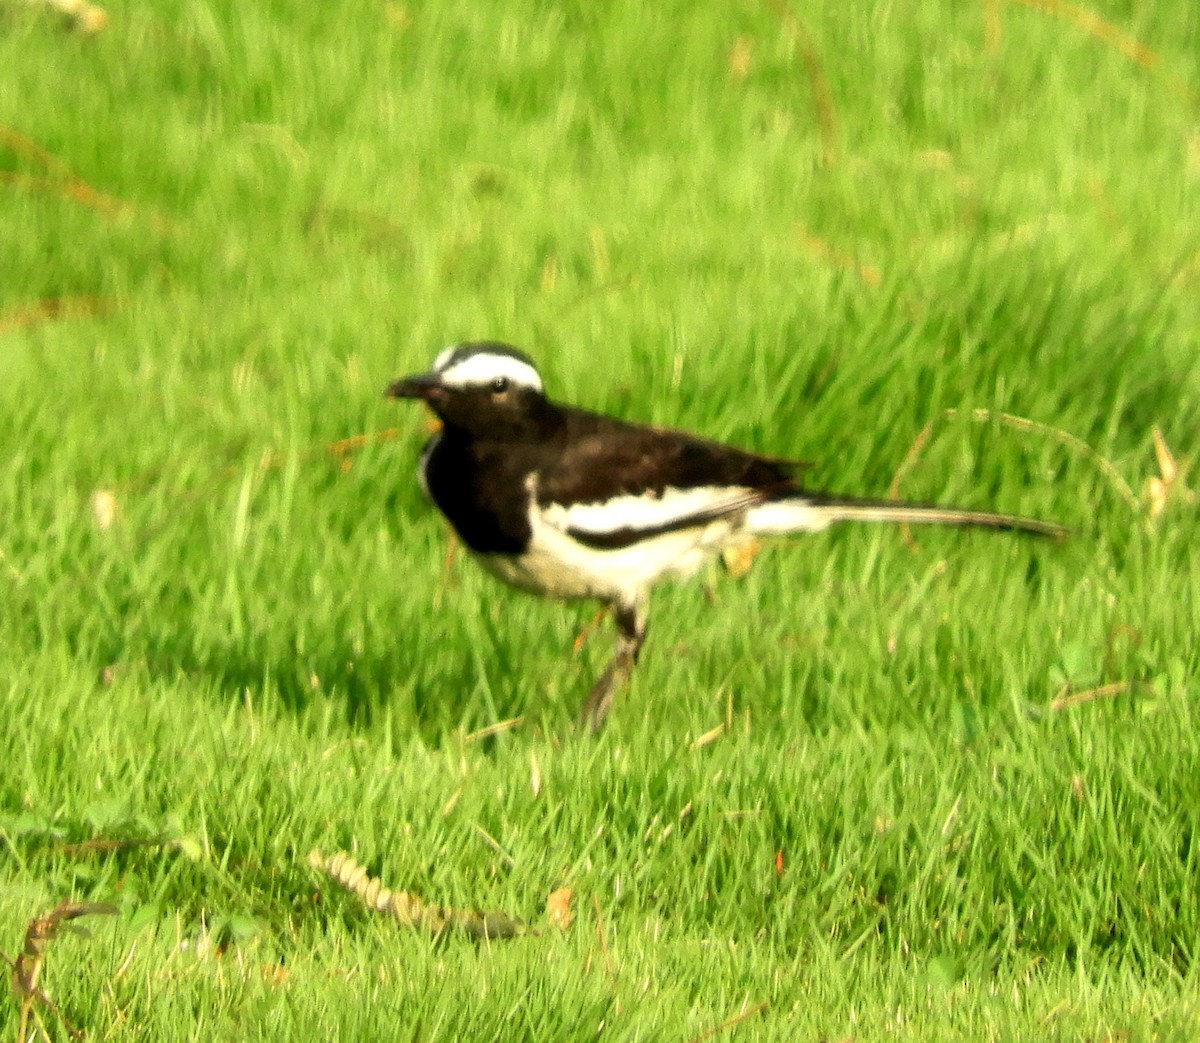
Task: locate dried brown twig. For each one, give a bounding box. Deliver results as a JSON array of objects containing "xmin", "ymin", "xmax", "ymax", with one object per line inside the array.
[
  {"xmin": 4, "ymin": 899, "xmax": 118, "ymax": 1042},
  {"xmin": 308, "ymin": 850, "xmax": 530, "ymax": 940}
]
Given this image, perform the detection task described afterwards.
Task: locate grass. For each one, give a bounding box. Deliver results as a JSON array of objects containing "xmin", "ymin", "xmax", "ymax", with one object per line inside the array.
[{"xmin": 1, "ymin": 0, "xmax": 1198, "ymax": 1038}]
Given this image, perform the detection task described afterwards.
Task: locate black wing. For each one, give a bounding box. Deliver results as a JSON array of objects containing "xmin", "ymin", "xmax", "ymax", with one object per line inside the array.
[{"xmin": 535, "ymin": 407, "xmax": 802, "ymax": 549}]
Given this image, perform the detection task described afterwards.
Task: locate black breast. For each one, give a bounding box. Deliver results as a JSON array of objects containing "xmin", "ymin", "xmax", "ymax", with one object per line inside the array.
[{"xmin": 422, "ymin": 430, "xmax": 534, "ymax": 554}]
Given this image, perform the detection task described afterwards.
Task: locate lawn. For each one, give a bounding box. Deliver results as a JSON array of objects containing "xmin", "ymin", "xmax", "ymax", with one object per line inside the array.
[{"xmin": 1, "ymin": 0, "xmax": 1198, "ymax": 1039}]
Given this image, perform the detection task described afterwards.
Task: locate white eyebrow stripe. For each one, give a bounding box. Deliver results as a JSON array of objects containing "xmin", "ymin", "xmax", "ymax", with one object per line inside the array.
[
  {"xmin": 432, "ymin": 345, "xmax": 459, "ymax": 372},
  {"xmin": 437, "ymin": 352, "xmax": 544, "ymax": 391}
]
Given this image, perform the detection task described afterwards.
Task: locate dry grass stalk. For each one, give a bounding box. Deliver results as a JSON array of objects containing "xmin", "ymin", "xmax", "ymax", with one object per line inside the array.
[
  {"xmin": 572, "ymin": 606, "xmax": 609, "ymax": 653},
  {"xmin": 1007, "ymin": 0, "xmax": 1197, "ymax": 108},
  {"xmin": 1049, "ymin": 680, "xmax": 1136, "ymax": 712},
  {"xmin": 322, "ymin": 428, "xmax": 402, "ymax": 461},
  {"xmin": 470, "ymin": 824, "xmax": 516, "ymax": 868},
  {"xmin": 463, "ymin": 717, "xmax": 523, "ymax": 743},
  {"xmin": 0, "ymin": 296, "xmax": 117, "ymax": 335},
  {"xmin": 1145, "ymin": 425, "xmax": 1193, "ymax": 519},
  {"xmin": 1009, "ymin": 0, "xmax": 1158, "ymax": 70},
  {"xmin": 889, "ymin": 407, "xmax": 1139, "ymax": 541},
  {"xmin": 590, "ymin": 895, "xmax": 613, "ymax": 979},
  {"xmin": 307, "ymin": 850, "xmax": 529, "ymax": 940},
  {"xmin": 770, "ymin": 3, "xmax": 838, "ymax": 167},
  {"xmin": 795, "ymin": 224, "xmax": 883, "ymax": 286},
  {"xmin": 689, "ymin": 723, "xmax": 726, "ymax": 751},
  {"xmin": 23, "ymin": 0, "xmax": 108, "ymax": 32},
  {"xmin": 0, "ymin": 171, "xmax": 132, "ymax": 219},
  {"xmin": 0, "ymin": 127, "xmax": 77, "ymax": 178},
  {"xmin": 1, "ymin": 126, "xmax": 170, "ymax": 228},
  {"xmin": 686, "ymin": 999, "xmax": 770, "ymax": 1043},
  {"xmin": 58, "ymin": 837, "xmax": 163, "ymax": 856}
]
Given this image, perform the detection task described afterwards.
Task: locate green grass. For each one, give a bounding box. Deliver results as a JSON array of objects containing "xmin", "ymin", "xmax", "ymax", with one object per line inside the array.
[{"xmin": 2, "ymin": 0, "xmax": 1199, "ymax": 1038}]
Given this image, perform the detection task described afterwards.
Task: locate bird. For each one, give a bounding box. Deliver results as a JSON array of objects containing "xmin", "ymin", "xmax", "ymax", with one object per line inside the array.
[{"xmin": 387, "ymin": 341, "xmax": 1064, "ymax": 732}]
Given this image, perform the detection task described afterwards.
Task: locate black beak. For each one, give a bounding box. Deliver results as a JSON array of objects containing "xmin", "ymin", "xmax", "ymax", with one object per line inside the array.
[{"xmin": 385, "ymin": 372, "xmax": 444, "ymax": 400}]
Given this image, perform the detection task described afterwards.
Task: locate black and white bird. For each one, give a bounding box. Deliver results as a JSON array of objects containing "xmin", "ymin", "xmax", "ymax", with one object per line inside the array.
[{"xmin": 387, "ymin": 342, "xmax": 1063, "ymax": 731}]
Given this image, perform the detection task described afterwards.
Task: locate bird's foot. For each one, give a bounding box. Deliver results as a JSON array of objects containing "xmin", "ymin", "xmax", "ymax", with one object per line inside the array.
[{"xmin": 578, "ymin": 650, "xmax": 635, "ymax": 734}]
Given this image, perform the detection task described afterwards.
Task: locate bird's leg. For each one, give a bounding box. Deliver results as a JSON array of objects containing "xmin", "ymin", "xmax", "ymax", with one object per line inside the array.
[{"xmin": 579, "ymin": 600, "xmax": 646, "ymax": 733}]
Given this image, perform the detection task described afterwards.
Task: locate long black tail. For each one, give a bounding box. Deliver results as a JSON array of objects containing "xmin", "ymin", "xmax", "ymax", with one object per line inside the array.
[{"xmin": 749, "ymin": 491, "xmax": 1067, "ymax": 539}]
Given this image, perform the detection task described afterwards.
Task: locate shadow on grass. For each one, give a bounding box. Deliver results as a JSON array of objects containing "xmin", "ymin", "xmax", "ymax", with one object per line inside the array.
[{"xmin": 118, "ymin": 630, "xmax": 542, "ymax": 745}]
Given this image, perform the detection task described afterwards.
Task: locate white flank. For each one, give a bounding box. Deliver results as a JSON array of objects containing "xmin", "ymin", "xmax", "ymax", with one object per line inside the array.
[
  {"xmin": 434, "ymin": 349, "xmax": 543, "ymax": 392},
  {"xmin": 485, "ymin": 505, "xmax": 734, "ymax": 602},
  {"xmin": 470, "ymin": 482, "xmax": 1059, "ymax": 608},
  {"xmin": 467, "ymin": 477, "xmax": 753, "ymax": 602},
  {"xmin": 544, "ymin": 485, "xmax": 759, "ymax": 540}
]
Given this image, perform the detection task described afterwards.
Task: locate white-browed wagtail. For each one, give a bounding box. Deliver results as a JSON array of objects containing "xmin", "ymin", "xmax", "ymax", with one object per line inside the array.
[{"xmin": 388, "ymin": 342, "xmax": 1063, "ymax": 731}]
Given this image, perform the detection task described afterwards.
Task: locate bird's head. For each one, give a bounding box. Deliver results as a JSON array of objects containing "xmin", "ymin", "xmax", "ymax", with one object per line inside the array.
[{"xmin": 386, "ymin": 342, "xmax": 553, "ymax": 438}]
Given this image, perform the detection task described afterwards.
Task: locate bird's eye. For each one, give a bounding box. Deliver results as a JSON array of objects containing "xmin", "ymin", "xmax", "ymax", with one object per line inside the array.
[{"xmin": 491, "ymin": 376, "xmax": 509, "ymax": 394}]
